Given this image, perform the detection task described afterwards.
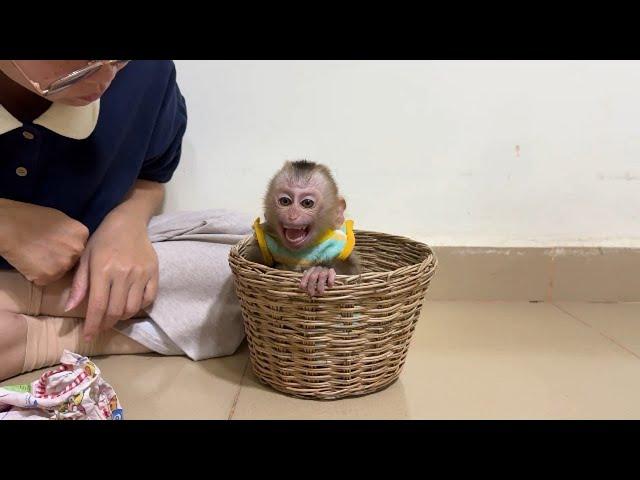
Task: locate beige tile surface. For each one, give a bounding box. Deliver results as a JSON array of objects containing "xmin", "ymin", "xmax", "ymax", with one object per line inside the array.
[
  {"xmin": 231, "ymin": 367, "xmax": 413, "ymax": 420},
  {"xmin": 555, "ymin": 302, "xmax": 640, "ymax": 357},
  {"xmin": 4, "ymin": 302, "xmax": 640, "ymax": 419}
]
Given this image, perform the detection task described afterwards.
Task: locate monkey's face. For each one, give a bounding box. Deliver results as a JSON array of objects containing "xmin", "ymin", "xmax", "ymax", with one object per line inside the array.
[{"xmin": 267, "ymin": 175, "xmax": 337, "ymax": 251}]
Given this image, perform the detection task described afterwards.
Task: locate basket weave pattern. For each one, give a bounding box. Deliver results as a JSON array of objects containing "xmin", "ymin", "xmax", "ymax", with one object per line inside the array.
[{"xmin": 229, "ymin": 230, "xmax": 437, "ymax": 400}]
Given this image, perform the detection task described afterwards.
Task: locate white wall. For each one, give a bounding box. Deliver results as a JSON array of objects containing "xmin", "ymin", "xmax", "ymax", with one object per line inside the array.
[{"xmin": 167, "ymin": 60, "xmax": 640, "ymax": 247}]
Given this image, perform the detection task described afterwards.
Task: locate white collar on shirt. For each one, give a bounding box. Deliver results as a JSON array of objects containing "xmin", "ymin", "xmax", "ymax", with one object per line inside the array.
[{"xmin": 0, "ymin": 100, "xmax": 100, "ymax": 140}]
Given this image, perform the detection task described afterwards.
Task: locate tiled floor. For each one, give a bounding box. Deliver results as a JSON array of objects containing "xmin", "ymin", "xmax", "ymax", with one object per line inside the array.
[{"xmin": 3, "ymin": 301, "xmax": 640, "ymax": 419}]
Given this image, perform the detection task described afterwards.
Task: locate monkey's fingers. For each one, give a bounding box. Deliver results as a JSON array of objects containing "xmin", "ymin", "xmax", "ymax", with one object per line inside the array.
[
  {"xmin": 327, "ymin": 268, "xmax": 336, "ymax": 288},
  {"xmin": 301, "ymin": 266, "xmax": 320, "ymax": 294},
  {"xmin": 316, "ymin": 269, "xmax": 330, "ymax": 295},
  {"xmin": 300, "ymin": 267, "xmax": 315, "ymax": 289},
  {"xmin": 306, "ymin": 268, "xmax": 321, "ymax": 297}
]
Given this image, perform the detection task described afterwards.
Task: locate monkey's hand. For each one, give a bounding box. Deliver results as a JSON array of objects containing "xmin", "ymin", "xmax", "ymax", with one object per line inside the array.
[{"xmin": 300, "ymin": 266, "xmax": 336, "ymax": 297}]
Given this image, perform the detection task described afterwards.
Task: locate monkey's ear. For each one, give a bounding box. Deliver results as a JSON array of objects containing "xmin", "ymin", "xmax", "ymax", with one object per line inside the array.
[{"xmin": 335, "ymin": 197, "xmax": 346, "ymax": 227}]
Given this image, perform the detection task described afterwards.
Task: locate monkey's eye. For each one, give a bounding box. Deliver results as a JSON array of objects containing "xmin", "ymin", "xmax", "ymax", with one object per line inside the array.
[
  {"xmin": 278, "ymin": 197, "xmax": 292, "ymax": 206},
  {"xmin": 301, "ymin": 199, "xmax": 315, "ymax": 209}
]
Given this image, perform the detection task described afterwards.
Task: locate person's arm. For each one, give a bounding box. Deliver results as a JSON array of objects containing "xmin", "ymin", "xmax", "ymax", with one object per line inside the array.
[
  {"xmin": 68, "ymin": 61, "xmax": 187, "ymax": 341},
  {"xmin": 65, "ymin": 180, "xmax": 164, "ymax": 341},
  {"xmin": 103, "ymin": 179, "xmax": 165, "ymax": 231}
]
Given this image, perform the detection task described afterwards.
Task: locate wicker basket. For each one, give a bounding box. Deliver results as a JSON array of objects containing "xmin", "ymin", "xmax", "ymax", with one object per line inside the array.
[{"xmin": 228, "ymin": 230, "xmax": 437, "ymax": 400}]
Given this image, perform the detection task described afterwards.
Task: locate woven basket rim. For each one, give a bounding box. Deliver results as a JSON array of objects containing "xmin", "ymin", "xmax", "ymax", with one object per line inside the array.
[{"xmin": 230, "ymin": 228, "xmax": 437, "ymax": 280}]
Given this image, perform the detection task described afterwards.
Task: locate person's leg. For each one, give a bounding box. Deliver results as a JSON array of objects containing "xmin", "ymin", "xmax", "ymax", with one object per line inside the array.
[
  {"xmin": 21, "ymin": 314, "xmax": 151, "ymax": 373},
  {"xmin": 0, "ymin": 269, "xmax": 145, "ymax": 318},
  {"xmin": 0, "ymin": 270, "xmax": 151, "ymax": 382},
  {"xmin": 0, "ymin": 269, "xmax": 85, "ymax": 317},
  {"xmin": 0, "ymin": 312, "xmax": 151, "ymax": 382},
  {"xmin": 0, "ymin": 311, "xmax": 28, "ymax": 382}
]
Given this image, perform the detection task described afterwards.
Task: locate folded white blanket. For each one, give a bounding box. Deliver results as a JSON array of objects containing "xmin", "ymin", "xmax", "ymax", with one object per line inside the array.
[{"xmin": 114, "ymin": 209, "xmax": 253, "ymax": 361}]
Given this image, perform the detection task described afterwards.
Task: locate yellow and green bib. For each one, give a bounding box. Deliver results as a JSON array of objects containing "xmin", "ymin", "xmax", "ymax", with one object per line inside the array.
[{"xmin": 252, "ymin": 218, "xmax": 355, "ymax": 268}]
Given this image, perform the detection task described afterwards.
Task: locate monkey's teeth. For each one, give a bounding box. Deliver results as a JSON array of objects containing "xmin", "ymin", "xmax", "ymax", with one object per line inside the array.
[{"xmin": 284, "ymin": 227, "xmax": 308, "ymax": 242}]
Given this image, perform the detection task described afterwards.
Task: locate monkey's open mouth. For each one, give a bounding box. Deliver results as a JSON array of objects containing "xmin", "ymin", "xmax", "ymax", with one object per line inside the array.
[{"xmin": 282, "ymin": 225, "xmax": 310, "ymax": 247}]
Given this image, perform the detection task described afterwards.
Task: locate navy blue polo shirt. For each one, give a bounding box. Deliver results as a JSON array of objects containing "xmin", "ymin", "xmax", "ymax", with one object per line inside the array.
[{"xmin": 0, "ymin": 60, "xmax": 187, "ymax": 270}]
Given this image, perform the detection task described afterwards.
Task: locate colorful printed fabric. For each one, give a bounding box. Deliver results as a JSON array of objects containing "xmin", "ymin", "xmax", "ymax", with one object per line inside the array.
[{"xmin": 0, "ymin": 350, "xmax": 123, "ymax": 420}]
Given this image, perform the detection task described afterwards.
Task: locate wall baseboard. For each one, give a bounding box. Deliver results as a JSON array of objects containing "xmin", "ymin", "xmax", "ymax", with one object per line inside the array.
[{"xmin": 427, "ymin": 247, "xmax": 640, "ymax": 302}]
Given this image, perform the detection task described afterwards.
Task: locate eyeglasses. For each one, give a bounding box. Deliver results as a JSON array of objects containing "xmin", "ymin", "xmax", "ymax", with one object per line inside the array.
[{"xmin": 11, "ymin": 60, "xmax": 129, "ymax": 97}]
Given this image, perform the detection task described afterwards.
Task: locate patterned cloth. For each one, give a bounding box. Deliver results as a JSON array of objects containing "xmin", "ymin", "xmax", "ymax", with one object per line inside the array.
[{"xmin": 0, "ymin": 350, "xmax": 122, "ymax": 420}]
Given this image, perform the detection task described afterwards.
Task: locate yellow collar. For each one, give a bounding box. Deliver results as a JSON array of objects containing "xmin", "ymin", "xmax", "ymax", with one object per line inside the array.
[{"xmin": 0, "ymin": 100, "xmax": 100, "ymax": 140}]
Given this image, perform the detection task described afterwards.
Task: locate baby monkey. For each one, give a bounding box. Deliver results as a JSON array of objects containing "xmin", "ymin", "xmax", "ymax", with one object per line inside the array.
[{"xmin": 246, "ymin": 160, "xmax": 361, "ymax": 297}]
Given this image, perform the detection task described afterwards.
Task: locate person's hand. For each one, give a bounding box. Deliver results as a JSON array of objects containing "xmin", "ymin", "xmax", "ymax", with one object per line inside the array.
[
  {"xmin": 65, "ymin": 211, "xmax": 158, "ymax": 341},
  {"xmin": 300, "ymin": 266, "xmax": 336, "ymax": 297},
  {"xmin": 0, "ymin": 200, "xmax": 89, "ymax": 286}
]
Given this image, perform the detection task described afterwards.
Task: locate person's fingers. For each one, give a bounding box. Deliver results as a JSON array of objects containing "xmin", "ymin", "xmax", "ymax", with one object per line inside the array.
[
  {"xmin": 83, "ymin": 268, "xmax": 111, "ymax": 341},
  {"xmin": 141, "ymin": 275, "xmax": 158, "ymax": 310},
  {"xmin": 123, "ymin": 279, "xmax": 146, "ymax": 320},
  {"xmin": 65, "ymin": 255, "xmax": 89, "ymax": 312},
  {"xmin": 102, "ymin": 274, "xmax": 130, "ymax": 330}
]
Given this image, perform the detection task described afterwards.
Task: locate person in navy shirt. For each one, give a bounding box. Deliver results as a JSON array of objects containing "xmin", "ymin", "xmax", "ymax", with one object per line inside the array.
[{"xmin": 0, "ymin": 60, "xmax": 187, "ymax": 380}]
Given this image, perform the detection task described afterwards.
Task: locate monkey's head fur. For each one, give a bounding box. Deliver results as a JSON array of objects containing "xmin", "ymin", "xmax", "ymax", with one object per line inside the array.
[{"xmin": 263, "ymin": 160, "xmax": 346, "ymax": 251}]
